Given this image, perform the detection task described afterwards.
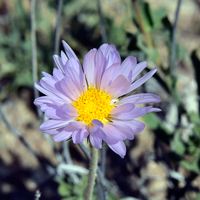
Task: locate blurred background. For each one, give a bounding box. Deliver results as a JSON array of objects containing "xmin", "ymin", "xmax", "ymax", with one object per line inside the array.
[{"xmin": 0, "ymin": 0, "xmax": 200, "ymax": 199}]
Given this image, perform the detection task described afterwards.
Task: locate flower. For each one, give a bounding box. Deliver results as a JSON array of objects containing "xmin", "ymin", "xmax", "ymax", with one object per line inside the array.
[{"xmin": 34, "ymin": 41, "xmax": 161, "ymax": 158}]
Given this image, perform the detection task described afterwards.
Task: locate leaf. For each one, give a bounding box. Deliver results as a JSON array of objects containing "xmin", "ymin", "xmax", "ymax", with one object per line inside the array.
[
  {"xmin": 109, "ymin": 25, "xmax": 126, "ymax": 46},
  {"xmin": 142, "ymin": 113, "xmax": 160, "ymax": 130},
  {"xmin": 181, "ymin": 158, "xmax": 200, "ymax": 174},
  {"xmin": 170, "ymin": 130, "xmax": 185, "ymax": 155},
  {"xmin": 139, "ymin": 1, "xmax": 153, "ymax": 32},
  {"xmin": 188, "ymin": 111, "xmax": 200, "ymax": 124},
  {"xmin": 197, "ymin": 193, "xmax": 200, "ymax": 200},
  {"xmin": 136, "ymin": 34, "xmax": 159, "ymax": 61},
  {"xmin": 177, "ymin": 44, "xmax": 188, "ymax": 62},
  {"xmin": 147, "ymin": 49, "xmax": 159, "ymax": 62},
  {"xmin": 73, "ymin": 183, "xmax": 84, "ymax": 196},
  {"xmin": 151, "ymin": 7, "xmax": 167, "ymax": 29},
  {"xmin": 15, "ymin": 70, "xmax": 33, "ymax": 87},
  {"xmin": 188, "ymin": 111, "xmax": 200, "ymax": 138},
  {"xmin": 58, "ymin": 185, "xmax": 71, "ymax": 197}
]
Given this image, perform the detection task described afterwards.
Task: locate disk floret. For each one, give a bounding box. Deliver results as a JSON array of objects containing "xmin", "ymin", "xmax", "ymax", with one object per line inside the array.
[{"xmin": 72, "ymin": 87, "xmax": 114, "ymax": 125}]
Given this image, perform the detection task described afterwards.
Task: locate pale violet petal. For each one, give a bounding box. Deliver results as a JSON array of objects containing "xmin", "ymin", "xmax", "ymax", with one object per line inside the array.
[
  {"xmin": 108, "ymin": 141, "xmax": 126, "ymax": 158},
  {"xmin": 53, "ymin": 55, "xmax": 65, "ymax": 73},
  {"xmin": 64, "ymin": 65, "xmax": 84, "ymax": 94},
  {"xmin": 52, "ymin": 128, "xmax": 73, "ymax": 142},
  {"xmin": 34, "ymin": 82, "xmax": 67, "ymax": 104},
  {"xmin": 40, "ymin": 77, "xmax": 70, "ymax": 102},
  {"xmin": 61, "ymin": 50, "xmax": 68, "ymax": 65},
  {"xmin": 53, "ymin": 68, "xmax": 65, "ymax": 82},
  {"xmin": 41, "ymin": 71, "xmax": 52, "ymax": 78},
  {"xmin": 72, "ymin": 129, "xmax": 89, "ymax": 144},
  {"xmin": 65, "ymin": 57, "xmax": 83, "ymax": 81},
  {"xmin": 111, "ymin": 121, "xmax": 134, "ymax": 140},
  {"xmin": 99, "ymin": 44, "xmax": 116, "ymax": 59},
  {"xmin": 98, "ymin": 43, "xmax": 109, "ymax": 54},
  {"xmin": 90, "ymin": 127, "xmax": 106, "ymax": 149},
  {"xmin": 106, "ymin": 75, "xmax": 130, "ymax": 98},
  {"xmin": 95, "ymin": 49, "xmax": 105, "ymax": 89},
  {"xmin": 40, "ymin": 120, "xmax": 69, "ymax": 131},
  {"xmin": 112, "ymin": 106, "xmax": 153, "ymax": 120},
  {"xmin": 110, "ymin": 103, "xmax": 135, "ymax": 115},
  {"xmin": 34, "ymin": 96, "xmax": 53, "ymax": 106},
  {"xmin": 112, "ymin": 120, "xmax": 145, "ymax": 140},
  {"xmin": 103, "ymin": 123, "xmax": 127, "ymax": 145},
  {"xmin": 128, "ymin": 68, "xmax": 157, "ymax": 93},
  {"xmin": 120, "ymin": 93, "xmax": 161, "ymax": 105},
  {"xmin": 43, "ymin": 127, "xmax": 65, "ymax": 135},
  {"xmin": 105, "ymin": 51, "xmax": 121, "ymax": 69},
  {"xmin": 131, "ymin": 61, "xmax": 148, "ymax": 82},
  {"xmin": 130, "ymin": 106, "xmax": 153, "ymax": 118},
  {"xmin": 69, "ymin": 121, "xmax": 86, "ymax": 129},
  {"xmin": 149, "ymin": 108, "xmax": 162, "ymax": 112},
  {"xmin": 91, "ymin": 119, "xmax": 104, "ymax": 128},
  {"xmin": 90, "ymin": 133, "xmax": 102, "ymax": 149},
  {"xmin": 62, "ymin": 40, "xmax": 79, "ymax": 62},
  {"xmin": 44, "ymin": 105, "xmax": 68, "ymax": 120},
  {"xmin": 127, "ymin": 120, "xmax": 145, "ymax": 133},
  {"xmin": 100, "ymin": 63, "xmax": 120, "ymax": 91},
  {"xmin": 59, "ymin": 77, "xmax": 82, "ymax": 101},
  {"xmin": 83, "ymin": 49, "xmax": 97, "ymax": 87},
  {"xmin": 117, "ymin": 56, "xmax": 137, "ymax": 82},
  {"xmin": 34, "ymin": 82, "xmax": 54, "ymax": 97}
]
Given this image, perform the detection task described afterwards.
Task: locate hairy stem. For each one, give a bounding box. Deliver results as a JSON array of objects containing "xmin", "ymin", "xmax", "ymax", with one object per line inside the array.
[{"xmin": 85, "ymin": 144, "xmax": 98, "ymax": 200}]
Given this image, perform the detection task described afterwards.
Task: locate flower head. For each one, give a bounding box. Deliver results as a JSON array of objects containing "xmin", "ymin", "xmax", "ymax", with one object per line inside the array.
[{"xmin": 34, "ymin": 41, "xmax": 161, "ymax": 158}]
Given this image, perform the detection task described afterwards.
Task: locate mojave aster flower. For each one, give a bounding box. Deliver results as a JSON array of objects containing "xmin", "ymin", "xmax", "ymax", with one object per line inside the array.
[{"xmin": 34, "ymin": 41, "xmax": 161, "ymax": 158}]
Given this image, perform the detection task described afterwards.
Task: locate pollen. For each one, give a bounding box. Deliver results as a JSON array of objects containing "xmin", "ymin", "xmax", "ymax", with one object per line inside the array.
[{"xmin": 72, "ymin": 87, "xmax": 114, "ymax": 125}]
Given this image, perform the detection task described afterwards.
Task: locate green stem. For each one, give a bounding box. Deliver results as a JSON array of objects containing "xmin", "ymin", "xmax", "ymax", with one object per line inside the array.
[
  {"xmin": 85, "ymin": 144, "xmax": 98, "ymax": 200},
  {"xmin": 132, "ymin": 0, "xmax": 153, "ymax": 49},
  {"xmin": 132, "ymin": 0, "xmax": 162, "ymax": 67}
]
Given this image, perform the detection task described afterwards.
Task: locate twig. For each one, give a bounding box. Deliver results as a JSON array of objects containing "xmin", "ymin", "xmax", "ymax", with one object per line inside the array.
[
  {"xmin": 41, "ymin": 115, "xmax": 65, "ymax": 169},
  {"xmin": 96, "ymin": 0, "xmax": 107, "ymax": 43},
  {"xmin": 63, "ymin": 141, "xmax": 72, "ymax": 164},
  {"xmin": 40, "ymin": 116, "xmax": 63, "ymax": 163},
  {"xmin": 78, "ymin": 143, "xmax": 91, "ymax": 159},
  {"xmin": 57, "ymin": 163, "xmax": 88, "ymax": 175},
  {"xmin": 169, "ymin": 0, "xmax": 182, "ymax": 126},
  {"xmin": 35, "ymin": 190, "xmax": 41, "ymax": 200},
  {"xmin": 101, "ymin": 143, "xmax": 106, "ymax": 176},
  {"xmin": 170, "ymin": 0, "xmax": 182, "ymax": 75},
  {"xmin": 191, "ymin": 51, "xmax": 200, "ymax": 115},
  {"xmin": 31, "ymin": 0, "xmax": 63, "ymax": 169},
  {"xmin": 54, "ymin": 0, "xmax": 63, "ymax": 57},
  {"xmin": 0, "ymin": 104, "xmax": 36, "ymax": 158},
  {"xmin": 0, "ymin": 103, "xmax": 52, "ymax": 173},
  {"xmin": 132, "ymin": 0, "xmax": 153, "ymax": 49},
  {"xmin": 43, "ymin": 130, "xmax": 63, "ymax": 163},
  {"xmin": 62, "ymin": 141, "xmax": 80, "ymax": 184},
  {"xmin": 31, "ymin": 0, "xmax": 63, "ymax": 164},
  {"xmin": 30, "ymin": 0, "xmax": 42, "ymax": 118}
]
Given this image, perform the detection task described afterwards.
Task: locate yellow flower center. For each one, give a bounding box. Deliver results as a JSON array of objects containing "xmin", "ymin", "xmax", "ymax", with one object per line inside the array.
[{"xmin": 72, "ymin": 87, "xmax": 114, "ymax": 125}]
